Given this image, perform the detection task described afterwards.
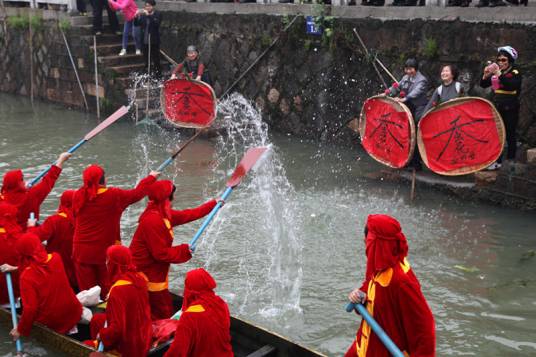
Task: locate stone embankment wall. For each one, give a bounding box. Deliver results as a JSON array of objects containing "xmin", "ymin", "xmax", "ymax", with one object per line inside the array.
[{"xmin": 0, "ymin": 8, "xmax": 124, "ymax": 114}]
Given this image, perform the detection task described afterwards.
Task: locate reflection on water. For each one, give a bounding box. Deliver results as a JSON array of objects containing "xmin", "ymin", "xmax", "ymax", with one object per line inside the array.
[{"xmin": 0, "ymin": 93, "xmax": 535, "ymax": 356}]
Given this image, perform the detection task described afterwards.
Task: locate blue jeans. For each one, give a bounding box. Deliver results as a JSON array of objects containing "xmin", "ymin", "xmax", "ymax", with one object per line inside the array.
[{"xmin": 122, "ymin": 20, "xmax": 141, "ymax": 50}]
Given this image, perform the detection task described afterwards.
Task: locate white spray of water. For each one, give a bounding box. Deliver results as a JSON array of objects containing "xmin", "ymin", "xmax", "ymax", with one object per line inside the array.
[{"xmin": 199, "ymin": 93, "xmax": 303, "ymax": 321}]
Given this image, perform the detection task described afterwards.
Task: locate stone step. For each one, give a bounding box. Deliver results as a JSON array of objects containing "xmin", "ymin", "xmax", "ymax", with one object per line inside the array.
[
  {"xmin": 110, "ymin": 63, "xmax": 145, "ymax": 75},
  {"xmin": 98, "ymin": 53, "xmax": 144, "ymax": 66},
  {"xmin": 82, "ymin": 33, "xmax": 123, "ymax": 46},
  {"xmin": 96, "ymin": 43, "xmax": 135, "ymax": 56},
  {"xmin": 109, "ymin": 61, "xmax": 169, "ymax": 75}
]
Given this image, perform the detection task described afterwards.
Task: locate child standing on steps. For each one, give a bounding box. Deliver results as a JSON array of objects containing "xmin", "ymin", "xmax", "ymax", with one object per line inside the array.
[
  {"xmin": 135, "ymin": 0, "xmax": 162, "ymax": 77},
  {"xmin": 108, "ymin": 0, "xmax": 142, "ymax": 56}
]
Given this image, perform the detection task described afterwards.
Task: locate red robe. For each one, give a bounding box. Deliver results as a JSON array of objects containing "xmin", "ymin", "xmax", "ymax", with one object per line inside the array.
[
  {"xmin": 164, "ymin": 268, "xmax": 233, "ymax": 357},
  {"xmin": 0, "ymin": 230, "xmax": 21, "ymax": 304},
  {"xmin": 30, "ymin": 212, "xmax": 77, "ymax": 289},
  {"xmin": 72, "ymin": 175, "xmax": 156, "ymax": 294},
  {"xmin": 1, "ymin": 165, "xmax": 61, "ymax": 228},
  {"xmin": 90, "ymin": 274, "xmax": 152, "ymax": 357},
  {"xmin": 18, "ymin": 253, "xmax": 82, "ymax": 336},
  {"xmin": 345, "ymin": 260, "xmax": 435, "ymax": 357},
  {"xmin": 130, "ymin": 199, "xmax": 216, "ymax": 319}
]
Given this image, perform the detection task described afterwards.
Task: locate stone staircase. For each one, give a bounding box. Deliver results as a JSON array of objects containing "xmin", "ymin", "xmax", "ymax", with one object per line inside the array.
[{"xmin": 69, "ymin": 14, "xmax": 170, "ymax": 120}]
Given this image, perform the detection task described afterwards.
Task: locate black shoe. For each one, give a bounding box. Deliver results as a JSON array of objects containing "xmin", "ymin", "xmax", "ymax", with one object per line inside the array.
[
  {"xmin": 403, "ymin": 0, "xmax": 417, "ymax": 5},
  {"xmin": 489, "ymin": 0, "xmax": 506, "ymax": 6},
  {"xmin": 476, "ymin": 0, "xmax": 489, "ymax": 6},
  {"xmin": 505, "ymin": 0, "xmax": 519, "ymax": 4}
]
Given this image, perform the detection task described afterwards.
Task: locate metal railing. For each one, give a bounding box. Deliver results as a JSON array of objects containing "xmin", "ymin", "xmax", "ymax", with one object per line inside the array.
[{"xmin": 2, "ymin": 0, "xmax": 76, "ymax": 12}]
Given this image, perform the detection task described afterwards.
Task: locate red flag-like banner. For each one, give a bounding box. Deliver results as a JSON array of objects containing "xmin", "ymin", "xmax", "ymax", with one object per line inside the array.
[
  {"xmin": 359, "ymin": 96, "xmax": 415, "ymax": 168},
  {"xmin": 417, "ymin": 97, "xmax": 505, "ymax": 175},
  {"xmin": 161, "ymin": 78, "xmax": 217, "ymax": 128}
]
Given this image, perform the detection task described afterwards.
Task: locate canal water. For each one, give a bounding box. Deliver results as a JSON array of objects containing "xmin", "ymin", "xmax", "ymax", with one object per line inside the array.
[{"xmin": 0, "ymin": 93, "xmax": 535, "ymax": 356}]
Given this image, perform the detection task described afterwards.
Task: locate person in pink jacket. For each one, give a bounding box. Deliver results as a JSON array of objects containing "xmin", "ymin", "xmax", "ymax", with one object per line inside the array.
[{"xmin": 108, "ymin": 0, "xmax": 142, "ymax": 56}]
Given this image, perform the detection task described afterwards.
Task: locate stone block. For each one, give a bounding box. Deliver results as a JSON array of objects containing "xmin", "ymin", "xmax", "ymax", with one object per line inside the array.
[
  {"xmin": 527, "ymin": 148, "xmax": 536, "ymax": 164},
  {"xmin": 474, "ymin": 171, "xmax": 498, "ymax": 187},
  {"xmin": 267, "ymin": 88, "xmax": 280, "ymax": 104},
  {"xmin": 50, "ymin": 67, "xmax": 60, "ymax": 79},
  {"xmin": 78, "ymin": 58, "xmax": 85, "ymax": 69},
  {"xmin": 86, "ymin": 83, "xmax": 105, "ymax": 98}
]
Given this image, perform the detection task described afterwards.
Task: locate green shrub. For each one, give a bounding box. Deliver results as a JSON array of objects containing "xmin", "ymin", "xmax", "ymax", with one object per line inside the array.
[
  {"xmin": 7, "ymin": 16, "xmax": 29, "ymax": 31},
  {"xmin": 59, "ymin": 18, "xmax": 71, "ymax": 32},
  {"xmin": 29, "ymin": 15, "xmax": 43, "ymax": 32},
  {"xmin": 423, "ymin": 37, "xmax": 439, "ymax": 59}
]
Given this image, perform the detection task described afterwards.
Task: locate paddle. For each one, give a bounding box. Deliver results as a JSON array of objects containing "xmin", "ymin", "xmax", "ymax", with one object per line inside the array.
[
  {"xmin": 345, "ymin": 302, "xmax": 404, "ymax": 357},
  {"xmin": 5, "ymin": 272, "xmax": 23, "ymax": 355},
  {"xmin": 189, "ymin": 146, "xmax": 268, "ymax": 251},
  {"xmin": 155, "ymin": 129, "xmax": 206, "ymax": 172},
  {"xmin": 28, "ymin": 105, "xmax": 130, "ymax": 188}
]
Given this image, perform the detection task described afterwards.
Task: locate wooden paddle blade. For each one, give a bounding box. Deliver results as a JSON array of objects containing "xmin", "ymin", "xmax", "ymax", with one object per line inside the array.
[
  {"xmin": 226, "ymin": 147, "xmax": 268, "ymax": 188},
  {"xmin": 84, "ymin": 105, "xmax": 130, "ymax": 141}
]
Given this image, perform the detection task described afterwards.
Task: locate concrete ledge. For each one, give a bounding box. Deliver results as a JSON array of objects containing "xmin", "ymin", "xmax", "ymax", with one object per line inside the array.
[{"xmin": 159, "ymin": 2, "xmax": 536, "ymax": 24}]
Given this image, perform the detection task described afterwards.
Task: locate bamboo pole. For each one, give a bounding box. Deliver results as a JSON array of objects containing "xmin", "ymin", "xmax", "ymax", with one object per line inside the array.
[
  {"xmin": 145, "ymin": 33, "xmax": 151, "ymax": 119},
  {"xmin": 29, "ymin": 12, "xmax": 34, "ymax": 105},
  {"xmin": 94, "ymin": 36, "xmax": 100, "ymax": 119},
  {"xmin": 353, "ymin": 28, "xmax": 398, "ymax": 85},
  {"xmin": 61, "ymin": 28, "xmax": 89, "ymax": 111}
]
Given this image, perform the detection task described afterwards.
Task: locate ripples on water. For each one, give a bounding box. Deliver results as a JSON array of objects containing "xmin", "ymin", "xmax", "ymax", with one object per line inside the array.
[{"xmin": 0, "ymin": 93, "xmax": 535, "ymax": 356}]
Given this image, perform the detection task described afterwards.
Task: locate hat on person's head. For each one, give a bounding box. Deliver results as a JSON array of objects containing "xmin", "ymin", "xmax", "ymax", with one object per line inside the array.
[
  {"xmin": 404, "ymin": 58, "xmax": 419, "ymax": 70},
  {"xmin": 498, "ymin": 46, "xmax": 518, "ymax": 62},
  {"xmin": 187, "ymin": 45, "xmax": 198, "ymax": 53}
]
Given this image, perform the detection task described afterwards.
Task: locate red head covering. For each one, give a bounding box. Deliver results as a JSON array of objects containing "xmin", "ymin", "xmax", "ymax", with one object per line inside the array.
[
  {"xmin": 0, "ymin": 201, "xmax": 22, "ymax": 235},
  {"xmin": 106, "ymin": 245, "xmax": 145, "ymax": 289},
  {"xmin": 57, "ymin": 190, "xmax": 75, "ymax": 224},
  {"xmin": 1, "ymin": 170, "xmax": 27, "ymax": 205},
  {"xmin": 73, "ymin": 165, "xmax": 105, "ymax": 213},
  {"xmin": 182, "ymin": 268, "xmax": 230, "ymax": 332},
  {"xmin": 364, "ymin": 214, "xmax": 408, "ymax": 280},
  {"xmin": 140, "ymin": 180, "xmax": 174, "ymax": 220},
  {"xmin": 16, "ymin": 233, "xmax": 49, "ymax": 276}
]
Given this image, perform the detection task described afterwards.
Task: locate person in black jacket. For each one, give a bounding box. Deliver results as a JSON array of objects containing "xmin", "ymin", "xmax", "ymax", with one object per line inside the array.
[
  {"xmin": 134, "ymin": 0, "xmax": 162, "ymax": 77},
  {"xmin": 480, "ymin": 46, "xmax": 522, "ymax": 169},
  {"xmin": 170, "ymin": 45, "xmax": 211, "ymax": 85}
]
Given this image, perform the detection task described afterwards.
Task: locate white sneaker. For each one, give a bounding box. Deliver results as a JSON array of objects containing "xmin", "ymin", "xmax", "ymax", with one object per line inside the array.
[
  {"xmin": 118, "ymin": 49, "xmax": 127, "ymax": 56},
  {"xmin": 135, "ymin": 49, "xmax": 142, "ymax": 55},
  {"xmin": 485, "ymin": 162, "xmax": 502, "ymax": 171}
]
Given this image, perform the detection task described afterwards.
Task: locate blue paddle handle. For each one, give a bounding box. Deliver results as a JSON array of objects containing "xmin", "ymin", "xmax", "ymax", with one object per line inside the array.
[
  {"xmin": 27, "ymin": 139, "xmax": 87, "ymax": 188},
  {"xmin": 346, "ymin": 303, "xmax": 404, "ymax": 357},
  {"xmin": 189, "ymin": 187, "xmax": 233, "ymax": 251},
  {"xmin": 156, "ymin": 157, "xmax": 174, "ymax": 172},
  {"xmin": 6, "ymin": 272, "xmax": 23, "ymax": 353}
]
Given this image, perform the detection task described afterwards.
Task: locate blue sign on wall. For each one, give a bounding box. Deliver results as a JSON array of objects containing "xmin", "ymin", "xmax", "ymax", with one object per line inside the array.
[{"xmin": 305, "ymin": 16, "xmax": 323, "ymax": 36}]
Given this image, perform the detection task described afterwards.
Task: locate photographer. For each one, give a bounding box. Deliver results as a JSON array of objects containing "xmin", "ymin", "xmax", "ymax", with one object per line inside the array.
[{"xmin": 480, "ymin": 46, "xmax": 522, "ymax": 169}]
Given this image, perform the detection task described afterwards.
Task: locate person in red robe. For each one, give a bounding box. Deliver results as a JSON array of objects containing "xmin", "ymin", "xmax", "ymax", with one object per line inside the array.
[
  {"xmin": 345, "ymin": 214, "xmax": 435, "ymax": 357},
  {"xmin": 72, "ymin": 164, "xmax": 159, "ymax": 298},
  {"xmin": 0, "ymin": 152, "xmax": 71, "ymax": 228},
  {"xmin": 88, "ymin": 245, "xmax": 152, "ymax": 357},
  {"xmin": 8, "ymin": 233, "xmax": 82, "ymax": 340},
  {"xmin": 28, "ymin": 190, "xmax": 78, "ymax": 290},
  {"xmin": 164, "ymin": 268, "xmax": 233, "ymax": 357},
  {"xmin": 0, "ymin": 202, "xmax": 23, "ymax": 305},
  {"xmin": 130, "ymin": 180, "xmax": 217, "ymax": 320}
]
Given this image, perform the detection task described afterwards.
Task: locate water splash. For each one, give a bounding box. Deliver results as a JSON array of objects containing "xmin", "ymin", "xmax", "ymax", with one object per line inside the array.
[{"xmin": 200, "ymin": 93, "xmax": 303, "ymax": 321}]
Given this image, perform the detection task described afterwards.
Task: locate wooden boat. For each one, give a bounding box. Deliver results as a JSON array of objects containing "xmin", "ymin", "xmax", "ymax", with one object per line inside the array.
[{"xmin": 0, "ymin": 293, "xmax": 325, "ymax": 357}]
